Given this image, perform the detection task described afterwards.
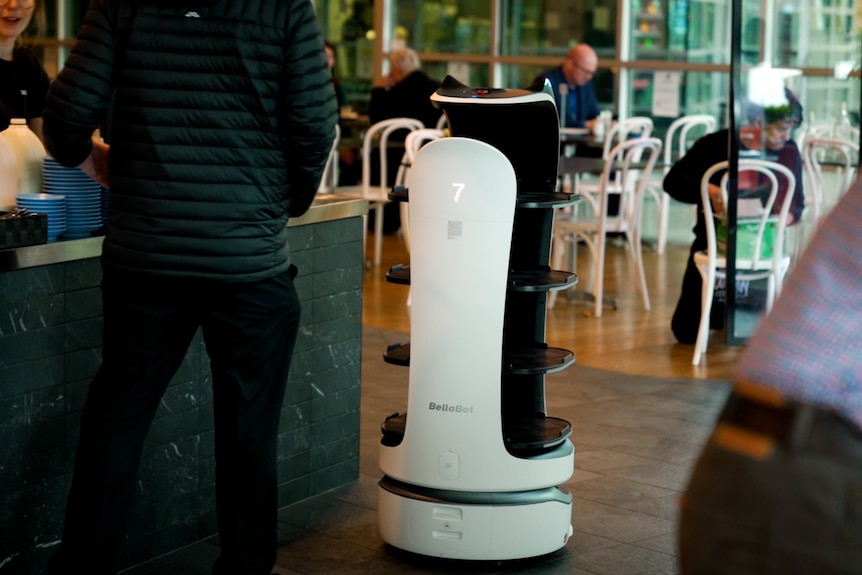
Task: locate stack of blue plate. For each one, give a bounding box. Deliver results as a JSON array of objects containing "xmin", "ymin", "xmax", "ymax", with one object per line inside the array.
[
  {"xmin": 42, "ymin": 157, "xmax": 103, "ymax": 240},
  {"xmin": 100, "ymin": 186, "xmax": 110, "ymax": 225},
  {"xmin": 16, "ymin": 193, "xmax": 66, "ymax": 242}
]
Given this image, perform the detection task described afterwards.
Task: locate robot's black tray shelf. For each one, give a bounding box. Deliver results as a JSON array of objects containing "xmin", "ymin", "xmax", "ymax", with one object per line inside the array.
[
  {"xmin": 388, "ymin": 186, "xmax": 408, "ymax": 202},
  {"xmin": 516, "ymin": 192, "xmax": 580, "ymax": 209},
  {"xmin": 385, "ymin": 264, "xmax": 410, "ymax": 285},
  {"xmin": 505, "ymin": 345, "xmax": 574, "ymax": 374},
  {"xmin": 504, "ymin": 415, "xmax": 572, "ymax": 452},
  {"xmin": 509, "ymin": 269, "xmax": 578, "ymax": 292},
  {"xmin": 381, "ymin": 412, "xmax": 572, "ymax": 454},
  {"xmin": 383, "ymin": 343, "xmax": 574, "ymax": 374},
  {"xmin": 385, "ymin": 266, "xmax": 578, "ymax": 292},
  {"xmin": 388, "ymin": 187, "xmax": 579, "ymax": 209}
]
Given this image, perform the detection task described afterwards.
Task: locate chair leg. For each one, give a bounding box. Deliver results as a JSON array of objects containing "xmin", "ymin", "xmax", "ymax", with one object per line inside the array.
[
  {"xmin": 692, "ymin": 265, "xmax": 715, "ymax": 366},
  {"xmin": 400, "ymin": 202, "xmax": 411, "ymax": 255},
  {"xmin": 593, "ymin": 231, "xmax": 606, "ymax": 318},
  {"xmin": 657, "ymin": 192, "xmax": 670, "ymax": 255},
  {"xmin": 548, "ymin": 234, "xmax": 563, "ymax": 309},
  {"xmin": 633, "ymin": 229, "xmax": 651, "ymax": 311},
  {"xmin": 765, "ymin": 275, "xmax": 776, "ymax": 313}
]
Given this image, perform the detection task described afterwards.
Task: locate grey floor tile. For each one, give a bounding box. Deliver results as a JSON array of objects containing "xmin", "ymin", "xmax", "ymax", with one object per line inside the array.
[
  {"xmin": 571, "ymin": 499, "xmax": 676, "ymax": 543},
  {"xmin": 121, "ymin": 325, "xmax": 732, "ymax": 575},
  {"xmin": 606, "ymin": 460, "xmax": 695, "ymax": 492},
  {"xmin": 631, "ymin": 530, "xmax": 680, "ymax": 556},
  {"xmin": 567, "ymin": 474, "xmax": 678, "ymax": 508},
  {"xmin": 575, "ymin": 543, "xmax": 679, "ymax": 575}
]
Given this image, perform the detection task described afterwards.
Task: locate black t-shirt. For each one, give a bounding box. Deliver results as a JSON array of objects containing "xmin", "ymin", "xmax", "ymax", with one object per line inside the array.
[{"xmin": 0, "ymin": 46, "xmax": 50, "ymax": 131}]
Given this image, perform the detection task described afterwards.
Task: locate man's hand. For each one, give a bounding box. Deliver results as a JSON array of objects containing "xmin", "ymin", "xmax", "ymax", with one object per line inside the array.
[
  {"xmin": 708, "ymin": 183, "xmax": 724, "ymax": 214},
  {"xmin": 79, "ymin": 135, "xmax": 110, "ymax": 188}
]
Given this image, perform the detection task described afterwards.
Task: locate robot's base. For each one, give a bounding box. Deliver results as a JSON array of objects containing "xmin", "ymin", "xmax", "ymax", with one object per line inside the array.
[{"xmin": 378, "ymin": 477, "xmax": 573, "ymax": 561}]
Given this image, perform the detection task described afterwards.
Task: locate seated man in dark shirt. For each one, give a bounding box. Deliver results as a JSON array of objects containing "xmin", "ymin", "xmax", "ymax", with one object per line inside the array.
[
  {"xmin": 663, "ymin": 96, "xmax": 805, "ymax": 344},
  {"xmin": 369, "ymin": 47, "xmax": 442, "ymax": 129},
  {"xmin": 367, "ymin": 47, "xmax": 442, "ymax": 233},
  {"xmin": 533, "ymin": 44, "xmax": 601, "ymax": 130}
]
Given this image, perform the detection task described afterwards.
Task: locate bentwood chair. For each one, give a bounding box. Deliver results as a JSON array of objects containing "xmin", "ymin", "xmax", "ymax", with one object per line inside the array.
[
  {"xmin": 336, "ymin": 117, "xmax": 424, "ymax": 266},
  {"xmin": 395, "ymin": 128, "xmax": 445, "ymax": 257},
  {"xmin": 387, "ymin": 128, "xmax": 446, "ymax": 307},
  {"xmin": 793, "ymin": 136, "xmax": 858, "ymax": 259},
  {"xmin": 801, "ymin": 136, "xmax": 858, "ymax": 229},
  {"xmin": 551, "ymin": 136, "xmax": 662, "ymax": 317},
  {"xmin": 574, "ymin": 116, "xmax": 654, "ymax": 219},
  {"xmin": 646, "ymin": 114, "xmax": 716, "ymax": 254},
  {"xmin": 692, "ymin": 159, "xmax": 796, "ymax": 366},
  {"xmin": 316, "ymin": 123, "xmax": 341, "ymax": 194}
]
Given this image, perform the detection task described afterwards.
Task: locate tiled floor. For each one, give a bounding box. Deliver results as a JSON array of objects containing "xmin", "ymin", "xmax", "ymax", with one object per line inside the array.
[{"xmin": 121, "ymin": 326, "xmax": 732, "ymax": 575}]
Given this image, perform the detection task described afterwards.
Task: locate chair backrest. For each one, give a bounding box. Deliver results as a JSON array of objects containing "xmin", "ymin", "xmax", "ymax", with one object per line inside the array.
[
  {"xmin": 396, "ymin": 128, "xmax": 445, "ymax": 187},
  {"xmin": 317, "ymin": 123, "xmax": 341, "ymax": 194},
  {"xmin": 361, "ymin": 117, "xmax": 425, "ymax": 192},
  {"xmin": 801, "ymin": 136, "xmax": 858, "ymax": 225},
  {"xmin": 663, "ymin": 114, "xmax": 716, "ymax": 171},
  {"xmin": 700, "ymin": 159, "xmax": 796, "ymax": 278},
  {"xmin": 602, "ymin": 116, "xmax": 654, "ymax": 159},
  {"xmin": 598, "ymin": 136, "xmax": 662, "ymax": 232}
]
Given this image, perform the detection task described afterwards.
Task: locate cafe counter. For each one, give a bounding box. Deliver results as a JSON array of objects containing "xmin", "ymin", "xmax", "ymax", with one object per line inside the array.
[{"xmin": 0, "ymin": 194, "xmax": 368, "ymax": 573}]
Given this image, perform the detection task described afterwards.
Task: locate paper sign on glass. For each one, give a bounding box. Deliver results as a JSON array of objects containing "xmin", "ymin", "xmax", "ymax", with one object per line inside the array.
[{"xmin": 652, "ymin": 71, "xmax": 681, "ymax": 118}]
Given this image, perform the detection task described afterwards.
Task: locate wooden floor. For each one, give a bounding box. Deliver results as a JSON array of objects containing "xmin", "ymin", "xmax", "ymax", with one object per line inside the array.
[{"xmin": 361, "ymin": 232, "xmax": 740, "ymax": 381}]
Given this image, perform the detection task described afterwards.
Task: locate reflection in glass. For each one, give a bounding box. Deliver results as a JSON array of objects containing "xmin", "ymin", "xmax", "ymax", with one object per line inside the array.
[
  {"xmin": 390, "ymin": 0, "xmax": 492, "ymax": 55},
  {"xmin": 500, "ymin": 0, "xmax": 618, "ymax": 58},
  {"xmin": 629, "ymin": 0, "xmax": 731, "ymax": 64},
  {"xmin": 767, "ymin": 0, "xmax": 859, "ymax": 69},
  {"xmin": 627, "ymin": 70, "xmax": 730, "ymax": 127}
]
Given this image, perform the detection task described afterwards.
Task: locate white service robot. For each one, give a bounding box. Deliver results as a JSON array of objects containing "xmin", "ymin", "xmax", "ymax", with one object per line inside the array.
[{"xmin": 378, "ymin": 76, "xmax": 578, "ymax": 561}]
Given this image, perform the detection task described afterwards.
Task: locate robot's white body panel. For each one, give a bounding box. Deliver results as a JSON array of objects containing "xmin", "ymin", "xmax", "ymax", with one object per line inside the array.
[{"xmin": 377, "ymin": 137, "xmax": 573, "ymax": 560}]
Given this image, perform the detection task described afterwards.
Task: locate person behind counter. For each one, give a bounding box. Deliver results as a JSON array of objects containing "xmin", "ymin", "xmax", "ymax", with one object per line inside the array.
[
  {"xmin": 40, "ymin": 0, "xmax": 337, "ymax": 573},
  {"xmin": 533, "ymin": 44, "xmax": 601, "ymax": 131},
  {"xmin": 663, "ymin": 95, "xmax": 805, "ymax": 345},
  {"xmin": 0, "ymin": 0, "xmax": 49, "ymax": 141}
]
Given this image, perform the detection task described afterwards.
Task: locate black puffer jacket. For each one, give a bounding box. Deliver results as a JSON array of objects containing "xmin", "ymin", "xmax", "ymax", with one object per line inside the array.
[{"xmin": 43, "ymin": 0, "xmax": 337, "ymax": 281}]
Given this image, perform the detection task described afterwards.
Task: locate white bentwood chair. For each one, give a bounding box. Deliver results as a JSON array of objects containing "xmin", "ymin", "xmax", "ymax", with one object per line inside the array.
[
  {"xmin": 801, "ymin": 136, "xmax": 858, "ymax": 229},
  {"xmin": 316, "ymin": 123, "xmax": 341, "ymax": 195},
  {"xmin": 396, "ymin": 128, "xmax": 445, "ymax": 257},
  {"xmin": 692, "ymin": 159, "xmax": 796, "ymax": 366},
  {"xmin": 573, "ymin": 117, "xmax": 654, "ymax": 223},
  {"xmin": 646, "ymin": 114, "xmax": 716, "ymax": 254},
  {"xmin": 551, "ymin": 136, "xmax": 662, "ymax": 317},
  {"xmin": 389, "ymin": 128, "xmax": 446, "ymax": 308},
  {"xmin": 336, "ymin": 117, "xmax": 424, "ymax": 266}
]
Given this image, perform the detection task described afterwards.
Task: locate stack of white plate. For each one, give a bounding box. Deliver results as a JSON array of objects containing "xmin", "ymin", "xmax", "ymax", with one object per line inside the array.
[
  {"xmin": 42, "ymin": 157, "xmax": 103, "ymax": 240},
  {"xmin": 16, "ymin": 193, "xmax": 66, "ymax": 242}
]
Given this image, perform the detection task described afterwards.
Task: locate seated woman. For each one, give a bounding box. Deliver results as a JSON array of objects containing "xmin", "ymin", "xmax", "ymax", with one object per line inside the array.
[{"xmin": 663, "ymin": 96, "xmax": 805, "ymax": 344}]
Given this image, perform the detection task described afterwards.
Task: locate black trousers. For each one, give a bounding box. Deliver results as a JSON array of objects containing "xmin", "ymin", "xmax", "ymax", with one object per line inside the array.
[
  {"xmin": 47, "ymin": 264, "xmax": 301, "ymax": 575},
  {"xmin": 671, "ymin": 247, "xmax": 725, "ymax": 344}
]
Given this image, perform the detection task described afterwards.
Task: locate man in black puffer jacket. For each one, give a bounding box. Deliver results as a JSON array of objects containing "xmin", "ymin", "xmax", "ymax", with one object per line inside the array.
[{"xmin": 41, "ymin": 1, "xmax": 337, "ymax": 574}]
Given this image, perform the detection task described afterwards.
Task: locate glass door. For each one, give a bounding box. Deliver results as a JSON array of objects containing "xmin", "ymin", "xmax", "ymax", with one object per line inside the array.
[{"xmin": 726, "ymin": 0, "xmax": 862, "ymax": 343}]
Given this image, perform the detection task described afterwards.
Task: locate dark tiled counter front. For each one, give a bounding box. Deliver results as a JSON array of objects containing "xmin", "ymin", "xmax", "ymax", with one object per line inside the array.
[{"xmin": 0, "ymin": 195, "xmax": 368, "ymax": 574}]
